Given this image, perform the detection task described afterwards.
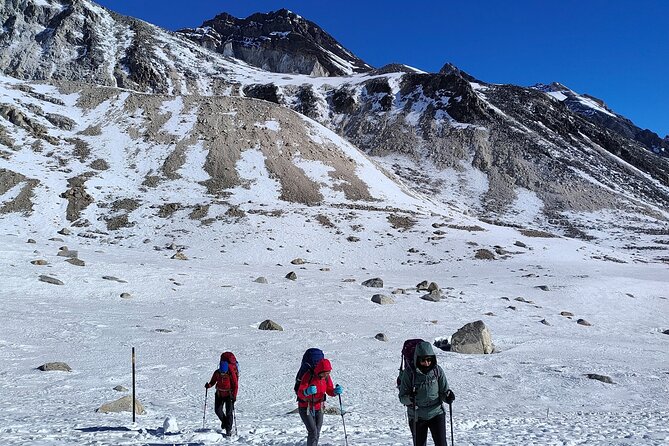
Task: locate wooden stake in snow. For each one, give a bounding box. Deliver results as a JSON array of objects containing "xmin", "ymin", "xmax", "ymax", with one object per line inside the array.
[{"xmin": 132, "ymin": 347, "xmax": 136, "ymax": 423}]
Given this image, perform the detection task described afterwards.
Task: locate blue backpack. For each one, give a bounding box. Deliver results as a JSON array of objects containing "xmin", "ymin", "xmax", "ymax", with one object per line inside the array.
[{"xmin": 294, "ymin": 348, "xmax": 325, "ymax": 396}]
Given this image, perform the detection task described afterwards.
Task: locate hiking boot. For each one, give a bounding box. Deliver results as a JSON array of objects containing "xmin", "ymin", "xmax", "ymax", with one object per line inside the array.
[{"xmin": 225, "ymin": 428, "xmax": 231, "ymax": 437}]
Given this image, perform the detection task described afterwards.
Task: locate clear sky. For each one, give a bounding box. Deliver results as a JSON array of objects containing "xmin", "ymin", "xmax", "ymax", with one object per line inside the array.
[{"xmin": 95, "ymin": 0, "xmax": 668, "ymax": 138}]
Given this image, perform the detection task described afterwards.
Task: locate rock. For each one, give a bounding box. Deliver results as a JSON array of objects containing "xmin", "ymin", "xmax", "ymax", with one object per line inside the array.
[
  {"xmin": 514, "ymin": 241, "xmax": 527, "ymax": 248},
  {"xmin": 375, "ymin": 333, "xmax": 388, "ymax": 341},
  {"xmin": 39, "ymin": 275, "xmax": 63, "ymax": 285},
  {"xmin": 96, "ymin": 395, "xmax": 146, "ymax": 414},
  {"xmin": 475, "ymin": 249, "xmax": 495, "ymax": 260},
  {"xmin": 27, "ymin": 238, "xmax": 36, "ymax": 244},
  {"xmin": 450, "ymin": 320, "xmax": 495, "ymax": 354},
  {"xmin": 120, "ymin": 293, "xmax": 132, "ymax": 299},
  {"xmin": 65, "ymin": 258, "xmax": 85, "ymax": 266},
  {"xmin": 585, "ymin": 373, "xmax": 614, "ymax": 384},
  {"xmin": 57, "ymin": 249, "xmax": 78, "ymax": 258},
  {"xmin": 171, "ymin": 251, "xmax": 188, "ymax": 260},
  {"xmin": 254, "ymin": 276, "xmax": 268, "ymax": 284},
  {"xmin": 259, "ymin": 319, "xmax": 283, "ymax": 331},
  {"xmin": 57, "ymin": 228, "xmax": 71, "ymax": 235},
  {"xmin": 391, "ymin": 288, "xmax": 406, "ymax": 294},
  {"xmin": 163, "ymin": 416, "xmax": 179, "ymax": 434},
  {"xmin": 420, "ymin": 290, "xmax": 442, "ymax": 302},
  {"xmin": 285, "ymin": 271, "xmax": 297, "ymax": 280},
  {"xmin": 539, "ymin": 319, "xmax": 550, "ymax": 325},
  {"xmin": 291, "ymin": 258, "xmax": 305, "ymax": 265},
  {"xmin": 535, "ymin": 285, "xmax": 550, "ymax": 291},
  {"xmin": 37, "ymin": 362, "xmax": 71, "ymax": 372},
  {"xmin": 362, "ymin": 277, "xmax": 383, "ymax": 288},
  {"xmin": 663, "ymin": 329, "xmax": 669, "ymax": 335},
  {"xmin": 31, "ymin": 259, "xmax": 48, "ymax": 265},
  {"xmin": 342, "ymin": 278, "xmax": 356, "ymax": 283},
  {"xmin": 577, "ymin": 318, "xmax": 592, "ymax": 326},
  {"xmin": 560, "ymin": 311, "xmax": 574, "ymax": 317},
  {"xmin": 102, "ymin": 276, "xmax": 127, "ymax": 283},
  {"xmin": 113, "ymin": 385, "xmax": 128, "ymax": 391},
  {"xmin": 371, "ymin": 294, "xmax": 394, "ymax": 305},
  {"xmin": 427, "ymin": 282, "xmax": 439, "ymax": 292},
  {"xmin": 433, "ymin": 337, "xmax": 451, "ymax": 351},
  {"xmin": 416, "ymin": 280, "xmax": 429, "ymax": 290}
]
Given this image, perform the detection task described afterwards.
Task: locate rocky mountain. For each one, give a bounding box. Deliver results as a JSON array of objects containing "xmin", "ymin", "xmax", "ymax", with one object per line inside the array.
[
  {"xmin": 533, "ymin": 83, "xmax": 668, "ymax": 158},
  {"xmin": 176, "ymin": 9, "xmax": 372, "ymax": 77},
  {"xmin": 0, "ymin": 0, "xmax": 667, "ymax": 258}
]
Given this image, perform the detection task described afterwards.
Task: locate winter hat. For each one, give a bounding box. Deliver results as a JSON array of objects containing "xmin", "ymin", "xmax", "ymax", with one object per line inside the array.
[{"xmin": 314, "ymin": 358, "xmax": 332, "ymax": 374}]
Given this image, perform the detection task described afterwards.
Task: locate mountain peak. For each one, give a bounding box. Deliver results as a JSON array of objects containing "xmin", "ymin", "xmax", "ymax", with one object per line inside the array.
[{"xmin": 178, "ymin": 9, "xmax": 372, "ymax": 76}]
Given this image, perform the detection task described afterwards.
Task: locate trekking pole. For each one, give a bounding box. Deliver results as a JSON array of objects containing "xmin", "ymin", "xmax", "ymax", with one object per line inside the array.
[
  {"xmin": 448, "ymin": 402, "xmax": 454, "ymax": 446},
  {"xmin": 338, "ymin": 394, "xmax": 348, "ymax": 446},
  {"xmin": 233, "ymin": 405, "xmax": 238, "ymax": 436},
  {"xmin": 202, "ymin": 387, "xmax": 208, "ymax": 430},
  {"xmin": 412, "ymin": 387, "xmax": 418, "ymax": 446}
]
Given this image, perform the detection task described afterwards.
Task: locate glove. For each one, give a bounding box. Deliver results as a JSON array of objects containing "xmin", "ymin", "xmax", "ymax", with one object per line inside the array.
[
  {"xmin": 304, "ymin": 385, "xmax": 317, "ymax": 396},
  {"xmin": 334, "ymin": 384, "xmax": 343, "ymax": 395},
  {"xmin": 205, "ymin": 383, "xmax": 211, "ymax": 389},
  {"xmin": 445, "ymin": 389, "xmax": 455, "ymax": 404}
]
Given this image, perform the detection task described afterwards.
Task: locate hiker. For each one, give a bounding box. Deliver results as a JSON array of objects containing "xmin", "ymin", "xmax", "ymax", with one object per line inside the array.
[
  {"xmin": 297, "ymin": 357, "xmax": 343, "ymax": 446},
  {"xmin": 205, "ymin": 352, "xmax": 238, "ymax": 436},
  {"xmin": 398, "ymin": 341, "xmax": 455, "ymax": 446}
]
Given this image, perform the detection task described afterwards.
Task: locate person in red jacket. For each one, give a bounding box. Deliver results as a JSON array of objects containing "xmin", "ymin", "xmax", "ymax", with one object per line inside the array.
[
  {"xmin": 297, "ymin": 358, "xmax": 343, "ymax": 446},
  {"xmin": 205, "ymin": 353, "xmax": 238, "ymax": 436}
]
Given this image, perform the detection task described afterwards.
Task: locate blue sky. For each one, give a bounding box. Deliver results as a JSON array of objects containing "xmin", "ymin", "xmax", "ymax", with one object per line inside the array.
[{"xmin": 96, "ymin": 0, "xmax": 668, "ymax": 138}]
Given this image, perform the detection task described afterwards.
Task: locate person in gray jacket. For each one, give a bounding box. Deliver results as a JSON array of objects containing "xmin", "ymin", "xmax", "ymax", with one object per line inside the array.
[{"xmin": 398, "ymin": 341, "xmax": 455, "ymax": 446}]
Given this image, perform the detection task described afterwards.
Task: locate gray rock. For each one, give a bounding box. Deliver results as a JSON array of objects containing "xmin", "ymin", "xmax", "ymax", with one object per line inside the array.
[
  {"xmin": 540, "ymin": 319, "xmax": 550, "ymax": 325},
  {"xmin": 96, "ymin": 395, "xmax": 146, "ymax": 414},
  {"xmin": 57, "ymin": 228, "xmax": 71, "ymax": 235},
  {"xmin": 560, "ymin": 311, "xmax": 574, "ymax": 317},
  {"xmin": 535, "ymin": 285, "xmax": 550, "ymax": 291},
  {"xmin": 65, "ymin": 258, "xmax": 85, "ymax": 266},
  {"xmin": 27, "ymin": 238, "xmax": 36, "ymax": 244},
  {"xmin": 585, "ymin": 373, "xmax": 614, "ymax": 384},
  {"xmin": 113, "ymin": 385, "xmax": 128, "ymax": 391},
  {"xmin": 259, "ymin": 319, "xmax": 283, "ymax": 331},
  {"xmin": 514, "ymin": 241, "xmax": 527, "ymax": 248},
  {"xmin": 285, "ymin": 271, "xmax": 297, "ymax": 280},
  {"xmin": 31, "ymin": 259, "xmax": 48, "ymax": 265},
  {"xmin": 663, "ymin": 329, "xmax": 669, "ymax": 335},
  {"xmin": 362, "ymin": 277, "xmax": 383, "ymax": 288},
  {"xmin": 375, "ymin": 333, "xmax": 388, "ymax": 341},
  {"xmin": 39, "ymin": 275, "xmax": 63, "ymax": 285},
  {"xmin": 416, "ymin": 280, "xmax": 429, "ymax": 290},
  {"xmin": 291, "ymin": 258, "xmax": 305, "ymax": 265},
  {"xmin": 451, "ymin": 320, "xmax": 495, "ymax": 354},
  {"xmin": 577, "ymin": 318, "xmax": 592, "ymax": 326},
  {"xmin": 102, "ymin": 276, "xmax": 127, "ymax": 283},
  {"xmin": 420, "ymin": 290, "xmax": 442, "ymax": 302},
  {"xmin": 391, "ymin": 288, "xmax": 406, "ymax": 294},
  {"xmin": 371, "ymin": 294, "xmax": 394, "ymax": 305},
  {"xmin": 37, "ymin": 362, "xmax": 71, "ymax": 372},
  {"xmin": 120, "ymin": 293, "xmax": 132, "ymax": 299},
  {"xmin": 254, "ymin": 276, "xmax": 268, "ymax": 284},
  {"xmin": 171, "ymin": 251, "xmax": 188, "ymax": 260},
  {"xmin": 427, "ymin": 282, "xmax": 439, "ymax": 292},
  {"xmin": 57, "ymin": 249, "xmax": 78, "ymax": 259}
]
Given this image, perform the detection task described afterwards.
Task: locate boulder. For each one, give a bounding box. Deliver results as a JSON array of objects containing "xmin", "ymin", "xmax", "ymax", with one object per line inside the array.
[
  {"xmin": 577, "ymin": 318, "xmax": 592, "ymax": 326},
  {"xmin": 285, "ymin": 271, "xmax": 297, "ymax": 280},
  {"xmin": 96, "ymin": 395, "xmax": 146, "ymax": 414},
  {"xmin": 37, "ymin": 362, "xmax": 71, "ymax": 372},
  {"xmin": 362, "ymin": 277, "xmax": 383, "ymax": 288},
  {"xmin": 39, "ymin": 275, "xmax": 63, "ymax": 285},
  {"xmin": 375, "ymin": 333, "xmax": 388, "ymax": 341},
  {"xmin": 420, "ymin": 290, "xmax": 442, "ymax": 302},
  {"xmin": 371, "ymin": 294, "xmax": 394, "ymax": 305},
  {"xmin": 450, "ymin": 321, "xmax": 494, "ymax": 354},
  {"xmin": 65, "ymin": 258, "xmax": 85, "ymax": 266},
  {"xmin": 254, "ymin": 277, "xmax": 268, "ymax": 284},
  {"xmin": 259, "ymin": 319, "xmax": 283, "ymax": 331},
  {"xmin": 585, "ymin": 373, "xmax": 614, "ymax": 384},
  {"xmin": 291, "ymin": 258, "xmax": 305, "ymax": 265}
]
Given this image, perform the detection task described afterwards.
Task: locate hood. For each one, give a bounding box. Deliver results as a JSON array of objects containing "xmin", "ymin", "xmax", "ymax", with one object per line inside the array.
[
  {"xmin": 413, "ymin": 341, "xmax": 437, "ymax": 367},
  {"xmin": 314, "ymin": 358, "xmax": 332, "ymax": 374}
]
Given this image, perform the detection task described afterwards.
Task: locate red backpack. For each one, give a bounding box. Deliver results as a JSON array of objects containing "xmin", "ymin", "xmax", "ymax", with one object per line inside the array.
[{"xmin": 216, "ymin": 352, "xmax": 239, "ymax": 394}]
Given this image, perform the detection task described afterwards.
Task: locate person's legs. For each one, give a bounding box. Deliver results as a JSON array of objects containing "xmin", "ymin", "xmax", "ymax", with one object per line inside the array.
[
  {"xmin": 427, "ymin": 413, "xmax": 448, "ymax": 446},
  {"xmin": 299, "ymin": 408, "xmax": 323, "ymax": 446},
  {"xmin": 408, "ymin": 417, "xmax": 429, "ymax": 446},
  {"xmin": 223, "ymin": 397, "xmax": 234, "ymax": 434},
  {"xmin": 214, "ymin": 393, "xmax": 225, "ymax": 428}
]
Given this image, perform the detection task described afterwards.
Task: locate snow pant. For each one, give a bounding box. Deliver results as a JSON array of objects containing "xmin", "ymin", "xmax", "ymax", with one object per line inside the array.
[
  {"xmin": 409, "ymin": 412, "xmax": 447, "ymax": 446},
  {"xmin": 299, "ymin": 407, "xmax": 324, "ymax": 446},
  {"xmin": 214, "ymin": 393, "xmax": 234, "ymax": 433}
]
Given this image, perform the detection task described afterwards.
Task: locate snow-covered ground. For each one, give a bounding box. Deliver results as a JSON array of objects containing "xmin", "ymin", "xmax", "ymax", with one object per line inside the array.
[{"xmin": 1, "ymin": 215, "xmax": 667, "ymax": 445}]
